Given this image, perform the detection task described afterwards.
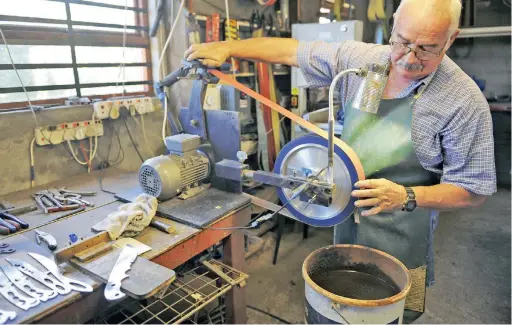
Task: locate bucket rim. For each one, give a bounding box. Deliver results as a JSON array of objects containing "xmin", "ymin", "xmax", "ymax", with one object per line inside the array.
[{"xmin": 302, "ymin": 244, "xmax": 412, "ymax": 308}]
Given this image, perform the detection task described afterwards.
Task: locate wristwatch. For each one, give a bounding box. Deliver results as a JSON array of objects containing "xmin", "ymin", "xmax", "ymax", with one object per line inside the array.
[{"xmin": 402, "ymin": 187, "xmax": 417, "ymax": 212}]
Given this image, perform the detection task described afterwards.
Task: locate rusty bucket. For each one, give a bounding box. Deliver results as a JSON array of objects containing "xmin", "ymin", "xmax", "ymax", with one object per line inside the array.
[{"xmin": 303, "ymin": 245, "xmax": 411, "ymax": 324}]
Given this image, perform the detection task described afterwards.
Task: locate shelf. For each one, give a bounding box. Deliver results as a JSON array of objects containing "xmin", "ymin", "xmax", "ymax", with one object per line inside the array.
[
  {"xmin": 194, "ymin": 14, "xmax": 289, "ymax": 33},
  {"xmin": 458, "ymin": 26, "xmax": 511, "ymax": 38}
]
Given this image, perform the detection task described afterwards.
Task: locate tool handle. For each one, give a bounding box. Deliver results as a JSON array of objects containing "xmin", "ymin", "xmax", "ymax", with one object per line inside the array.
[
  {"xmin": 150, "ymin": 220, "xmax": 174, "ymax": 234},
  {"xmin": 0, "ymin": 218, "xmax": 16, "ymax": 233},
  {"xmin": 0, "ymin": 226, "xmax": 9, "ymax": 235},
  {"xmin": 4, "ymin": 220, "xmax": 20, "ymax": 231},
  {"xmin": 39, "ymin": 234, "xmax": 57, "ymax": 251},
  {"xmin": 1, "ymin": 213, "xmax": 29, "ymax": 229}
]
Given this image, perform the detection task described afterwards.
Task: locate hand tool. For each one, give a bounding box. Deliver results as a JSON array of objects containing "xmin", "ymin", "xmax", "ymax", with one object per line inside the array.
[
  {"xmin": 33, "ymin": 194, "xmax": 49, "ymax": 213},
  {"xmin": 59, "ymin": 188, "xmax": 97, "ymax": 196},
  {"xmin": 0, "ymin": 271, "xmax": 39, "ymax": 310},
  {"xmin": 150, "ymin": 220, "xmax": 175, "ymax": 234},
  {"xmin": 0, "ymin": 309, "xmax": 16, "ymax": 325},
  {"xmin": 34, "ymin": 190, "xmax": 82, "ymax": 213},
  {"xmin": 28, "ymin": 253, "xmax": 93, "ymax": 293},
  {"xmin": 6, "ymin": 258, "xmax": 71, "ymax": 295},
  {"xmin": 104, "ymin": 244, "xmax": 138, "ymax": 301},
  {"xmin": 1, "ymin": 265, "xmax": 58, "ymax": 302},
  {"xmin": 35, "ymin": 230, "xmax": 57, "ymax": 251},
  {"xmin": 0, "ymin": 243, "xmax": 15, "ymax": 254},
  {"xmin": 0, "ymin": 205, "xmax": 33, "ymax": 235}
]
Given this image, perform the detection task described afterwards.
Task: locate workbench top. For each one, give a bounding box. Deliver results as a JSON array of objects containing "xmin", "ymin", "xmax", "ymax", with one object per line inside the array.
[{"xmin": 0, "ymin": 169, "xmax": 215, "ymax": 324}]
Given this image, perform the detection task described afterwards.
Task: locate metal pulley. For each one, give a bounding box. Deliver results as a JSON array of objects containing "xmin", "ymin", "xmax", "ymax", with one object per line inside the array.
[{"xmin": 274, "ymin": 134, "xmax": 359, "ymax": 227}]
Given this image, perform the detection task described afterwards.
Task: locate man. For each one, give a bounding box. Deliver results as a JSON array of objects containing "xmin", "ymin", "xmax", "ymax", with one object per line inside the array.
[{"xmin": 185, "ymin": 0, "xmax": 496, "ymax": 321}]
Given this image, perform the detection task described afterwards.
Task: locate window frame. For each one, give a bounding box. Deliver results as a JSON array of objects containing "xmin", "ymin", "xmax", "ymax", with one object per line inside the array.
[{"xmin": 0, "ymin": 0, "xmax": 153, "ymax": 110}]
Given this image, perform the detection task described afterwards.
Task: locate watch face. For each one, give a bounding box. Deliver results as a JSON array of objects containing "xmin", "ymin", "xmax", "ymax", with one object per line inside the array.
[{"xmin": 406, "ymin": 200, "xmax": 416, "ymax": 211}]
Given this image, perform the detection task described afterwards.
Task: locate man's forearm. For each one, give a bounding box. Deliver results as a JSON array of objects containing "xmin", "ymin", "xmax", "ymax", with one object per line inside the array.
[
  {"xmin": 227, "ymin": 37, "xmax": 299, "ymax": 67},
  {"xmin": 412, "ymin": 183, "xmax": 487, "ymax": 210}
]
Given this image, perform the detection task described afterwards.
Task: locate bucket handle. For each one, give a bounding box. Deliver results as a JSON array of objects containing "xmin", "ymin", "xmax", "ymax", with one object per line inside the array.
[{"xmin": 331, "ymin": 302, "xmax": 351, "ymax": 324}]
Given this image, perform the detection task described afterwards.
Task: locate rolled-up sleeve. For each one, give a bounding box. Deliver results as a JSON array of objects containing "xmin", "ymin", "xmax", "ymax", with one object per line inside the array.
[
  {"xmin": 296, "ymin": 40, "xmax": 367, "ymax": 88},
  {"xmin": 440, "ymin": 95, "xmax": 497, "ymax": 195}
]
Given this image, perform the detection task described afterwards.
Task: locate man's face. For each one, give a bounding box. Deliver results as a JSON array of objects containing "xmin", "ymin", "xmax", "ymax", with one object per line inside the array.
[{"xmin": 390, "ymin": 13, "xmax": 456, "ymax": 80}]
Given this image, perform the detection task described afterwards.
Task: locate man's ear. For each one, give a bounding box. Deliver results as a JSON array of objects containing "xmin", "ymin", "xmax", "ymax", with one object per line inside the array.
[{"xmin": 449, "ymin": 29, "xmax": 460, "ymax": 47}]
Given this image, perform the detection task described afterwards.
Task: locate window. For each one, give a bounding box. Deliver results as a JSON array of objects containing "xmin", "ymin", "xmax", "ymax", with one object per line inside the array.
[{"xmin": 0, "ymin": 0, "xmax": 152, "ymax": 109}]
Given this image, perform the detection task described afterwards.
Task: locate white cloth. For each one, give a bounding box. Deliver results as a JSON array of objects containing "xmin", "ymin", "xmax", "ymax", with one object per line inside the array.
[{"xmin": 92, "ymin": 194, "xmax": 158, "ymax": 240}]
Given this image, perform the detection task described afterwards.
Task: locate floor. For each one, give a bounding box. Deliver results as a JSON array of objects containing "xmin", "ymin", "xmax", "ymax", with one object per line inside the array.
[{"xmin": 245, "ymin": 189, "xmax": 511, "ymax": 324}]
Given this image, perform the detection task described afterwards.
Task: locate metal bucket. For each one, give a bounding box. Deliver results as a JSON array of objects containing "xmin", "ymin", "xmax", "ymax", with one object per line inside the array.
[{"xmin": 303, "ymin": 245, "xmax": 411, "ymax": 324}]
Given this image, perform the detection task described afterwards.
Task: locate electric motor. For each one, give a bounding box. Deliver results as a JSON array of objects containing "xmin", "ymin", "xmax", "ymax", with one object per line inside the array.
[{"xmin": 139, "ymin": 134, "xmax": 212, "ymax": 200}]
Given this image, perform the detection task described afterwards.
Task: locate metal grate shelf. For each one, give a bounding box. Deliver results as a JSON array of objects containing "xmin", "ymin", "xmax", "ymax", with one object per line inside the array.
[{"xmin": 90, "ymin": 259, "xmax": 248, "ymax": 324}]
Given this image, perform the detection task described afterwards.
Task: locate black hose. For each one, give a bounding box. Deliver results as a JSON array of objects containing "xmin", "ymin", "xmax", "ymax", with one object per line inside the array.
[{"xmin": 247, "ymin": 305, "xmax": 291, "ymax": 324}]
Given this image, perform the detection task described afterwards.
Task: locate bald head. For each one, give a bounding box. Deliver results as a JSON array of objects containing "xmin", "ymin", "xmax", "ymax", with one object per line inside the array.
[{"xmin": 395, "ymin": 0, "xmax": 462, "ymax": 37}]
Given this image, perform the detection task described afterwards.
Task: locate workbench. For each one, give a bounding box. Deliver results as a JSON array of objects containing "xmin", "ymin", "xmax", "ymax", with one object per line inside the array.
[{"xmin": 0, "ymin": 169, "xmax": 251, "ymax": 324}]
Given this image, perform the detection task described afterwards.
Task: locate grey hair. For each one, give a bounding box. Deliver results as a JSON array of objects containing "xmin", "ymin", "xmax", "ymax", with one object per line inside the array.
[{"xmin": 395, "ymin": 0, "xmax": 462, "ymax": 36}]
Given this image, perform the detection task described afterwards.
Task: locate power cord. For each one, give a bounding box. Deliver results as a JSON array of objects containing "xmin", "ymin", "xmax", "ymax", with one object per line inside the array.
[
  {"xmin": 247, "ymin": 305, "xmax": 291, "ymax": 324},
  {"xmin": 97, "ymin": 123, "xmax": 125, "ymax": 195},
  {"xmin": 123, "ymin": 117, "xmax": 145, "ymax": 162},
  {"xmin": 208, "ymin": 166, "xmax": 328, "ymax": 231},
  {"xmin": 113, "ymin": 0, "xmax": 128, "ymax": 98}
]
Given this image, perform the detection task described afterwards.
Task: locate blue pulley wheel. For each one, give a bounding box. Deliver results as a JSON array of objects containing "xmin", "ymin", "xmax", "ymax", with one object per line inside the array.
[{"xmin": 274, "ymin": 134, "xmax": 359, "ymax": 227}]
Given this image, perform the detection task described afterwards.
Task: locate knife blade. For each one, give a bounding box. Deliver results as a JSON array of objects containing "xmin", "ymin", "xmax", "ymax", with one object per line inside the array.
[
  {"xmin": 1, "ymin": 265, "xmax": 57, "ymax": 302},
  {"xmin": 28, "ymin": 253, "xmax": 93, "ymax": 293},
  {"xmin": 5, "ymin": 258, "xmax": 71, "ymax": 295},
  {"xmin": 104, "ymin": 245, "xmax": 138, "ymax": 301},
  {"xmin": 0, "ymin": 271, "xmax": 39, "ymax": 311},
  {"xmin": 0, "ymin": 308, "xmax": 16, "ymax": 325}
]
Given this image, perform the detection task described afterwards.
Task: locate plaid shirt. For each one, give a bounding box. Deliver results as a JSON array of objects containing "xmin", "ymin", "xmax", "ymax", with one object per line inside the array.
[{"xmin": 297, "ymin": 40, "xmax": 497, "ymax": 196}]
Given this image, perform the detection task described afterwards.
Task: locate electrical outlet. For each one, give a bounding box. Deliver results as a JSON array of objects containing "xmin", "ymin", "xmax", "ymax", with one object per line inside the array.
[
  {"xmin": 93, "ymin": 101, "xmax": 112, "ymax": 119},
  {"xmin": 93, "ymin": 97, "xmax": 155, "ymax": 118},
  {"xmin": 34, "ymin": 119, "xmax": 103, "ymax": 146}
]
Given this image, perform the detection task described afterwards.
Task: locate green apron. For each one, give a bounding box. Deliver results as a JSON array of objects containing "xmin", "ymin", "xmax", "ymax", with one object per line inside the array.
[{"xmin": 334, "ymin": 90, "xmax": 439, "ymax": 319}]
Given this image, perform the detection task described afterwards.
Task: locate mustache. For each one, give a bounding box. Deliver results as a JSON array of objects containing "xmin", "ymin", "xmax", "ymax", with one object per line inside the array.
[{"xmin": 397, "ymin": 58, "xmax": 424, "ymax": 72}]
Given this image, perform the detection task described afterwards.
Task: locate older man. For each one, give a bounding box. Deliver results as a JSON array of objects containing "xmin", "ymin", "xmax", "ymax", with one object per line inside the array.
[{"xmin": 185, "ymin": 0, "xmax": 496, "ymax": 320}]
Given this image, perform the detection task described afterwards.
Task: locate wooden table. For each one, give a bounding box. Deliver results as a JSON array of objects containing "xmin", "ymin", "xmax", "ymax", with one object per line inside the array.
[{"xmin": 0, "ymin": 169, "xmax": 250, "ymax": 324}]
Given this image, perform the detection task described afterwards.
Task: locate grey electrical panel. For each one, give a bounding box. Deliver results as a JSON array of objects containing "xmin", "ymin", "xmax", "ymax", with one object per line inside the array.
[
  {"xmin": 291, "ymin": 21, "xmax": 364, "ymax": 88},
  {"xmin": 220, "ymin": 85, "xmax": 253, "ymax": 126}
]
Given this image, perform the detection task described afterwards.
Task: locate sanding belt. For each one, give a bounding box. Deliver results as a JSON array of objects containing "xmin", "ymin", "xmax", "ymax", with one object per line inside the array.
[{"xmin": 209, "ymin": 69, "xmax": 366, "ymax": 181}]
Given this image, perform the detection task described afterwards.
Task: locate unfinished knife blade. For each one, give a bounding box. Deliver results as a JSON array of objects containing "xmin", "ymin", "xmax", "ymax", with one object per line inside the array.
[
  {"xmin": 5, "ymin": 258, "xmax": 71, "ymax": 295},
  {"xmin": 0, "ymin": 309, "xmax": 16, "ymax": 324},
  {"xmin": 1, "ymin": 265, "xmax": 58, "ymax": 302},
  {"xmin": 0, "ymin": 271, "xmax": 39, "ymax": 311},
  {"xmin": 28, "ymin": 253, "xmax": 93, "ymax": 293},
  {"xmin": 104, "ymin": 245, "xmax": 138, "ymax": 301}
]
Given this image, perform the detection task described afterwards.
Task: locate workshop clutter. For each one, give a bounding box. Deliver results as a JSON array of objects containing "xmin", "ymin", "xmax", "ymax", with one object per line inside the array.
[
  {"xmin": 92, "ymin": 194, "xmax": 158, "ymax": 240},
  {"xmin": 33, "ymin": 188, "xmax": 95, "ymax": 214},
  {"xmin": 0, "ymin": 252, "xmax": 93, "ymax": 321}
]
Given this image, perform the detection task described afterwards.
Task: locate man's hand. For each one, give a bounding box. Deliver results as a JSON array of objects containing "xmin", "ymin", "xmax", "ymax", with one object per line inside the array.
[
  {"xmin": 184, "ymin": 42, "xmax": 231, "ymax": 67},
  {"xmin": 351, "ymin": 179, "xmax": 407, "ymax": 216}
]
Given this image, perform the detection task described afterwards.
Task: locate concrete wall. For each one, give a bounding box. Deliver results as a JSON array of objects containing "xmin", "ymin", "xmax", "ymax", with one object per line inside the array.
[
  {"xmin": 0, "ymin": 105, "xmax": 166, "ymax": 196},
  {"xmin": 449, "ymin": 36, "xmax": 511, "ymax": 99}
]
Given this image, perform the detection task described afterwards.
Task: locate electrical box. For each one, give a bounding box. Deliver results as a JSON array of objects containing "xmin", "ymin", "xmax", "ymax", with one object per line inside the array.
[
  {"xmin": 219, "ymin": 85, "xmax": 253, "ymax": 126},
  {"xmin": 291, "ymin": 21, "xmax": 364, "ymax": 89}
]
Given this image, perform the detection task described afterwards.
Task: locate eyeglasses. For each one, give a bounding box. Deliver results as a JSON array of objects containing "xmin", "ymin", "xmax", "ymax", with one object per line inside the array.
[{"xmin": 390, "ymin": 41, "xmax": 445, "ymax": 60}]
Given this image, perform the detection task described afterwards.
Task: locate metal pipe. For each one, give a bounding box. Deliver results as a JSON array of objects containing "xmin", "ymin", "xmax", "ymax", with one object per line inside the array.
[{"xmin": 327, "ymin": 68, "xmax": 361, "ymax": 183}]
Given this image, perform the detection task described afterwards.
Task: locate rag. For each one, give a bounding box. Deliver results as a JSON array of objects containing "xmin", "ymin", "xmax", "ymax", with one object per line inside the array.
[{"xmin": 92, "ymin": 194, "xmax": 158, "ymax": 240}]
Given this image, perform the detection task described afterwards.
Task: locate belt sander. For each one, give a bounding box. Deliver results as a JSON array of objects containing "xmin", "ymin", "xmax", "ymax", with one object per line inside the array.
[{"xmin": 140, "ymin": 60, "xmax": 365, "ymax": 227}]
